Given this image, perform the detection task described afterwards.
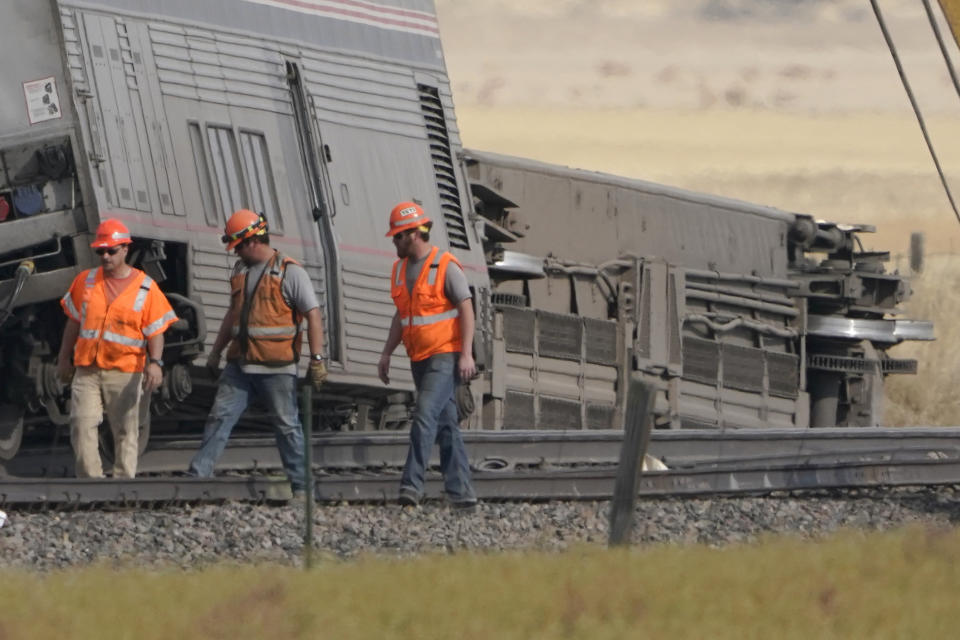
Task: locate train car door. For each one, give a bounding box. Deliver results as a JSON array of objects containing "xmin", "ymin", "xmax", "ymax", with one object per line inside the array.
[{"xmin": 286, "ymin": 61, "xmax": 342, "ymax": 362}]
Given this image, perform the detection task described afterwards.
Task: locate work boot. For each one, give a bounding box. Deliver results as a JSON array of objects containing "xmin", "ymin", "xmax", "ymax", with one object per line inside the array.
[
  {"xmin": 398, "ymin": 486, "xmax": 421, "ymax": 507},
  {"xmin": 450, "ymin": 498, "xmax": 478, "ymax": 514}
]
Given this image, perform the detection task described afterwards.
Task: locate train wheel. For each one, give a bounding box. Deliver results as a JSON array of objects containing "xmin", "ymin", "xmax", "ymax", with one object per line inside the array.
[
  {"xmin": 98, "ymin": 392, "xmax": 152, "ymax": 466},
  {"xmin": 0, "ymin": 404, "xmax": 24, "ymax": 460}
]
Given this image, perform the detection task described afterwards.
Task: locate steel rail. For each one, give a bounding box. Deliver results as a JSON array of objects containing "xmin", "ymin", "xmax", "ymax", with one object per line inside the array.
[
  {"xmin": 6, "ymin": 427, "xmax": 960, "ymax": 478},
  {"xmin": 4, "ymin": 455, "xmax": 960, "ymax": 506},
  {"xmin": 316, "ymin": 457, "xmax": 960, "ymax": 502}
]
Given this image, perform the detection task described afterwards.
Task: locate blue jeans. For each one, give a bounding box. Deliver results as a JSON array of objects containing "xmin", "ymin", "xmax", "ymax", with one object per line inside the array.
[
  {"xmin": 400, "ymin": 353, "xmax": 476, "ymax": 502},
  {"xmin": 189, "ymin": 361, "xmax": 306, "ymax": 491}
]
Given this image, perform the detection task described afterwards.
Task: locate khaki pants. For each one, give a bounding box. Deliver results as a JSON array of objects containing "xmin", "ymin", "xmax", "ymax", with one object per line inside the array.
[{"xmin": 70, "ymin": 366, "xmax": 143, "ymax": 478}]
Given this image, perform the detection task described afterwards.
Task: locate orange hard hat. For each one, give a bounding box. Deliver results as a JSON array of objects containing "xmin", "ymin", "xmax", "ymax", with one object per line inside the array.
[
  {"xmin": 90, "ymin": 219, "xmax": 132, "ymax": 249},
  {"xmin": 222, "ymin": 209, "xmax": 267, "ymax": 251},
  {"xmin": 385, "ymin": 201, "xmax": 431, "ymax": 237}
]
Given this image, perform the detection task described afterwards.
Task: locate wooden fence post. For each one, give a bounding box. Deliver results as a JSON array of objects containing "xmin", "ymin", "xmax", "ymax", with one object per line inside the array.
[{"xmin": 608, "ymin": 376, "xmax": 655, "ymax": 547}]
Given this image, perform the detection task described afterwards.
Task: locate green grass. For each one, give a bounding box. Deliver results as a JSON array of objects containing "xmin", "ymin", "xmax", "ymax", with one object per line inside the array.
[{"xmin": 3, "ymin": 525, "xmax": 960, "ymax": 639}]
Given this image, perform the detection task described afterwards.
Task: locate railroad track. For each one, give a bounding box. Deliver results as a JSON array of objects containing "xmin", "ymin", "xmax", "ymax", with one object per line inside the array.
[
  {"xmin": 2, "ymin": 427, "xmax": 960, "ymax": 506},
  {"xmin": 8, "ymin": 427, "xmax": 960, "ymax": 477}
]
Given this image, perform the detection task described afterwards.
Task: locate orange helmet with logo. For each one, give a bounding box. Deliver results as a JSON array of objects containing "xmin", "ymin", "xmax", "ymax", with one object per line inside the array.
[
  {"xmin": 90, "ymin": 219, "xmax": 132, "ymax": 249},
  {"xmin": 385, "ymin": 201, "xmax": 431, "ymax": 237},
  {"xmin": 222, "ymin": 209, "xmax": 268, "ymax": 251}
]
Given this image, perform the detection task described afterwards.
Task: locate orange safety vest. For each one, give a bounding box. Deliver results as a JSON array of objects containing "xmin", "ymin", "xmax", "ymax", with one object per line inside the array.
[
  {"xmin": 60, "ymin": 267, "xmax": 178, "ymax": 373},
  {"xmin": 390, "ymin": 246, "xmax": 462, "ymax": 362},
  {"xmin": 226, "ymin": 250, "xmax": 304, "ymax": 366}
]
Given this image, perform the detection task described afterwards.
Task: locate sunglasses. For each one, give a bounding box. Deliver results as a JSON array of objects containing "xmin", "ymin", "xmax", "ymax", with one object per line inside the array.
[{"xmin": 95, "ymin": 247, "xmax": 122, "ymax": 256}]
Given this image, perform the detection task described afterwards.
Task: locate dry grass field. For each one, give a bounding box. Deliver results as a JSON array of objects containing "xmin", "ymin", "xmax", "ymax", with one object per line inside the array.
[{"xmin": 3, "ymin": 525, "xmax": 960, "ymax": 639}]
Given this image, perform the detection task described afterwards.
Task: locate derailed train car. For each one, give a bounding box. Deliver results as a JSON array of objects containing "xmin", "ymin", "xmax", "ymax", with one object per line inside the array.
[{"xmin": 0, "ymin": 0, "xmax": 932, "ymax": 461}]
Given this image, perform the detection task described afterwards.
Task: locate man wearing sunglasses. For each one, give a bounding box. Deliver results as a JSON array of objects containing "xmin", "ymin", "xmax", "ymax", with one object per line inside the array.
[
  {"xmin": 378, "ymin": 201, "xmax": 478, "ymax": 511},
  {"xmin": 56, "ymin": 219, "xmax": 178, "ymax": 478},
  {"xmin": 187, "ymin": 209, "xmax": 327, "ymax": 500}
]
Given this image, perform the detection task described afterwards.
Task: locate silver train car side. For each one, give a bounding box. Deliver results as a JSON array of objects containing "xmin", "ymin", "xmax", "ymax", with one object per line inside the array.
[{"xmin": 0, "ymin": 0, "xmax": 932, "ymax": 461}]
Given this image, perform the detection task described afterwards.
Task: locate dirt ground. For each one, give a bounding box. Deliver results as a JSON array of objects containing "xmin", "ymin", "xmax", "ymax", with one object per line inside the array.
[{"xmin": 436, "ymin": 0, "xmax": 960, "ymax": 256}]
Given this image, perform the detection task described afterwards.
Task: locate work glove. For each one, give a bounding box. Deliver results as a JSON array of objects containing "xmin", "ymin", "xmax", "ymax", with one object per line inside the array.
[
  {"xmin": 206, "ymin": 351, "xmax": 222, "ymax": 379},
  {"xmin": 456, "ymin": 380, "xmax": 475, "ymax": 421},
  {"xmin": 309, "ymin": 360, "xmax": 328, "ymax": 391}
]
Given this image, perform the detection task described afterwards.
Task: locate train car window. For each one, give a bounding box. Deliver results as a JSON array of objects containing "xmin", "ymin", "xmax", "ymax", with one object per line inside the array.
[
  {"xmin": 206, "ymin": 126, "xmax": 247, "ymax": 222},
  {"xmin": 187, "ymin": 122, "xmax": 220, "ymax": 227},
  {"xmin": 239, "ymin": 131, "xmax": 281, "ymax": 232}
]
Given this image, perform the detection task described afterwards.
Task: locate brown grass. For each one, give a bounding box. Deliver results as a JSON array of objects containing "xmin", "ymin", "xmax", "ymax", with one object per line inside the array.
[
  {"xmin": 886, "ymin": 254, "xmax": 960, "ymax": 425},
  {"xmin": 3, "ymin": 526, "xmax": 960, "ymax": 638}
]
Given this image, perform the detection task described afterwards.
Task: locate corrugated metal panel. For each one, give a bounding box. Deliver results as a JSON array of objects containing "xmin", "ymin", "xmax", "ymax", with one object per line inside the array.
[
  {"xmin": 503, "ymin": 391, "xmax": 535, "ymax": 430},
  {"xmin": 723, "ymin": 344, "xmax": 765, "ymax": 393},
  {"xmin": 768, "ymin": 351, "xmax": 800, "ymax": 399},
  {"xmin": 675, "ymin": 379, "xmax": 799, "ymax": 429},
  {"xmin": 62, "ymin": 0, "xmax": 445, "ymax": 69},
  {"xmin": 500, "ymin": 306, "xmax": 535, "ymax": 354},
  {"xmin": 302, "ymin": 52, "xmax": 425, "ymax": 136},
  {"xmin": 584, "ymin": 318, "xmax": 618, "ymax": 365},
  {"xmin": 586, "ymin": 403, "xmax": 616, "ymax": 430},
  {"xmin": 149, "ymin": 24, "xmax": 292, "ymax": 114},
  {"xmin": 582, "ymin": 363, "xmax": 618, "ymax": 404},
  {"xmin": 537, "ymin": 368, "xmax": 582, "ymax": 399},
  {"xmin": 504, "ymin": 352, "xmax": 535, "ymax": 393},
  {"xmin": 341, "ymin": 262, "xmax": 397, "ymax": 376},
  {"xmin": 540, "ymin": 395, "xmax": 581, "ymax": 430},
  {"xmin": 683, "ymin": 337, "xmax": 720, "ymax": 385},
  {"xmin": 538, "ymin": 311, "xmax": 582, "ymax": 362}
]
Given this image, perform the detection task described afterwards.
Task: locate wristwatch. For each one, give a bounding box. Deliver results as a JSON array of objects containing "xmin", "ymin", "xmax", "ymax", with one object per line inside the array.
[
  {"xmin": 148, "ymin": 357, "xmax": 164, "ymax": 367},
  {"xmin": 310, "ymin": 354, "xmax": 325, "ymax": 362}
]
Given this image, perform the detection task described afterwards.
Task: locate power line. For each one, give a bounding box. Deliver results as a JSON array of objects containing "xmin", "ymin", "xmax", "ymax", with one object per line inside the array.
[
  {"xmin": 870, "ymin": 0, "xmax": 960, "ymax": 226},
  {"xmin": 921, "ymin": 0, "xmax": 960, "ymax": 103}
]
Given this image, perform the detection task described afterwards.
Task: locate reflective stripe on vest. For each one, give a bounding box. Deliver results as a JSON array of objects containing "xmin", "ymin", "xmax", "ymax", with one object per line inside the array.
[
  {"xmin": 133, "ymin": 275, "xmax": 154, "ymax": 312},
  {"xmin": 62, "ymin": 291, "xmax": 81, "ymax": 322},
  {"xmin": 404, "ymin": 307, "xmax": 459, "ymax": 327},
  {"xmin": 144, "ymin": 310, "xmax": 178, "ymax": 336},
  {"xmin": 102, "ymin": 330, "xmax": 147, "ymax": 348}
]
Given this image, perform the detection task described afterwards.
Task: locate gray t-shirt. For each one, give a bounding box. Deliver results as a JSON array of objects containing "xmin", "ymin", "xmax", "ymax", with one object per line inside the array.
[
  {"xmin": 403, "ymin": 252, "xmax": 471, "ymax": 304},
  {"xmin": 238, "ymin": 258, "xmax": 319, "ymax": 375}
]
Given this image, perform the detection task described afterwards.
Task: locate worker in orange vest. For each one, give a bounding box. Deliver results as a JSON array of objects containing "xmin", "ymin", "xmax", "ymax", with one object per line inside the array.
[
  {"xmin": 56, "ymin": 219, "xmax": 178, "ymax": 478},
  {"xmin": 378, "ymin": 201, "xmax": 478, "ymax": 510},
  {"xmin": 188, "ymin": 210, "xmax": 327, "ymax": 499}
]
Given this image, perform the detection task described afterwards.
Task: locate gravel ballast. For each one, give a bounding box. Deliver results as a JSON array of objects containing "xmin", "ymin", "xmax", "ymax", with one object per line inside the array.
[{"xmin": 2, "ymin": 487, "xmax": 959, "ymax": 570}]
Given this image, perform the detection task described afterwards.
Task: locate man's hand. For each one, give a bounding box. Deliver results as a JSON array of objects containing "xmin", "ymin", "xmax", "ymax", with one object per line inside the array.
[
  {"xmin": 206, "ymin": 351, "xmax": 222, "ymax": 379},
  {"xmin": 56, "ymin": 359, "xmax": 74, "ymax": 386},
  {"xmin": 143, "ymin": 362, "xmax": 163, "ymax": 392},
  {"xmin": 458, "ymin": 353, "xmax": 476, "ymax": 382},
  {"xmin": 309, "ymin": 360, "xmax": 328, "ymax": 391},
  {"xmin": 377, "ymin": 353, "xmax": 391, "ymax": 385}
]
